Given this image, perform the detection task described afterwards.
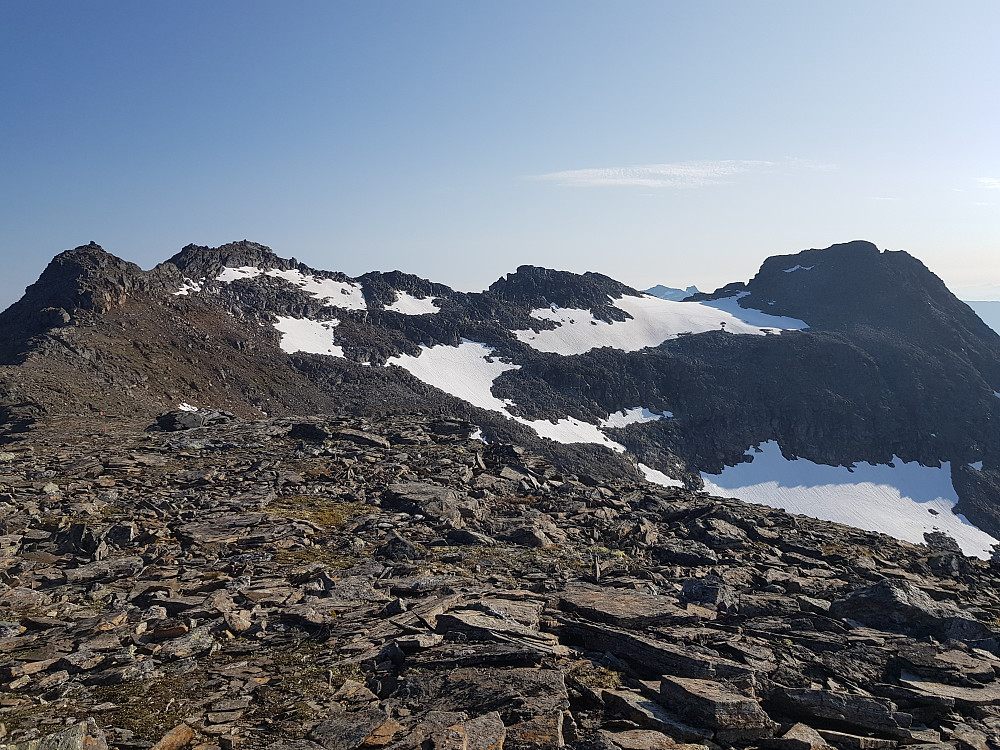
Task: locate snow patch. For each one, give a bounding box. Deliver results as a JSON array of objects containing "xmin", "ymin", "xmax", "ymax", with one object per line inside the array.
[
  {"xmin": 217, "ymin": 266, "xmax": 262, "ymax": 283},
  {"xmin": 470, "ymin": 428, "xmax": 485, "ymax": 442},
  {"xmin": 388, "ymin": 341, "xmax": 519, "ymax": 413},
  {"xmin": 701, "ymin": 441, "xmax": 999, "ymax": 559},
  {"xmin": 217, "ymin": 267, "xmax": 366, "ymax": 309},
  {"xmin": 639, "ymin": 463, "xmax": 684, "ymax": 488},
  {"xmin": 970, "ymin": 461, "xmax": 984, "ymax": 471},
  {"xmin": 385, "ymin": 291, "xmax": 439, "ymax": 315},
  {"xmin": 783, "ymin": 264, "xmax": 815, "ymax": 273},
  {"xmin": 387, "ymin": 341, "xmax": 627, "ymax": 451},
  {"xmin": 521, "ymin": 416, "xmax": 626, "ymax": 453},
  {"xmin": 173, "ymin": 279, "xmax": 202, "ymax": 296},
  {"xmin": 994, "ymin": 391, "xmax": 1000, "ymax": 399},
  {"xmin": 601, "ymin": 407, "xmax": 672, "ymax": 429},
  {"xmin": 177, "ymin": 403, "xmax": 198, "ymax": 412},
  {"xmin": 273, "ymin": 317, "xmax": 344, "ymax": 357},
  {"xmin": 697, "ymin": 293, "xmax": 809, "ymax": 330},
  {"xmin": 514, "ymin": 294, "xmax": 807, "ymax": 355}
]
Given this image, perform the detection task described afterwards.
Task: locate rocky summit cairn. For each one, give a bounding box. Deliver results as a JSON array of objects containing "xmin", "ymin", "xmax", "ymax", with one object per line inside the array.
[{"xmin": 0, "ymin": 412, "xmax": 997, "ymax": 749}]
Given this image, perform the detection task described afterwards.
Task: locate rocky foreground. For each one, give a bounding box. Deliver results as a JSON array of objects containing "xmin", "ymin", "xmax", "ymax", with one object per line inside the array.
[{"xmin": 0, "ymin": 414, "xmax": 999, "ymax": 750}]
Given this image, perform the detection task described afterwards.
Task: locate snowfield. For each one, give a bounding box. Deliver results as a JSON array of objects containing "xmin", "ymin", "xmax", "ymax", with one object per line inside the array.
[
  {"xmin": 696, "ymin": 293, "xmax": 809, "ymax": 329},
  {"xmin": 601, "ymin": 407, "xmax": 672, "ymax": 428},
  {"xmin": 216, "ymin": 267, "xmax": 367, "ymax": 309},
  {"xmin": 173, "ymin": 279, "xmax": 202, "ymax": 296},
  {"xmin": 385, "ymin": 291, "xmax": 439, "ymax": 315},
  {"xmin": 387, "ymin": 341, "xmax": 519, "ymax": 413},
  {"xmin": 639, "ymin": 463, "xmax": 685, "ymax": 488},
  {"xmin": 702, "ymin": 441, "xmax": 998, "ymax": 559},
  {"xmin": 514, "ymin": 294, "xmax": 807, "ymax": 355},
  {"xmin": 521, "ymin": 416, "xmax": 625, "ymax": 452},
  {"xmin": 387, "ymin": 341, "xmax": 629, "ymax": 451},
  {"xmin": 273, "ymin": 317, "xmax": 344, "ymax": 357}
]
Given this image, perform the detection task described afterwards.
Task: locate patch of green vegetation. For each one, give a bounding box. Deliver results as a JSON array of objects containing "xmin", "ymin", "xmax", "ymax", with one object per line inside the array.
[
  {"xmin": 241, "ymin": 639, "xmax": 363, "ymax": 735},
  {"xmin": 273, "ymin": 545, "xmax": 362, "ymax": 568},
  {"xmin": 72, "ymin": 674, "xmax": 206, "ymax": 741},
  {"xmin": 267, "ymin": 496, "xmax": 369, "ymax": 528},
  {"xmin": 569, "ymin": 661, "xmax": 623, "ymax": 690}
]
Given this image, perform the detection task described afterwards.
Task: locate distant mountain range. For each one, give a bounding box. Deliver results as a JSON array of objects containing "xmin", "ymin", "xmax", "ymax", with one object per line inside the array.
[
  {"xmin": 641, "ymin": 284, "xmax": 702, "ymax": 301},
  {"xmin": 2, "ymin": 239, "xmax": 1000, "ymax": 556}
]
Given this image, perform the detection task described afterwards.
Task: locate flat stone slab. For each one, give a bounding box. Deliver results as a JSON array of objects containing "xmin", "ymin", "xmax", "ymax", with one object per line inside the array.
[
  {"xmin": 816, "ymin": 729, "xmax": 898, "ymax": 749},
  {"xmin": 659, "ymin": 676, "xmax": 774, "ymax": 730},
  {"xmin": 435, "ymin": 611, "xmax": 569, "ymax": 656},
  {"xmin": 556, "ymin": 618, "xmax": 754, "ymax": 679},
  {"xmin": 557, "ymin": 582, "xmax": 692, "ymax": 628},
  {"xmin": 779, "ymin": 689, "xmax": 911, "ymax": 733},
  {"xmin": 899, "ymin": 674, "xmax": 1000, "ymax": 706},
  {"xmin": 398, "ymin": 667, "xmax": 569, "ymax": 725},
  {"xmin": 602, "ymin": 689, "xmax": 714, "ymax": 742}
]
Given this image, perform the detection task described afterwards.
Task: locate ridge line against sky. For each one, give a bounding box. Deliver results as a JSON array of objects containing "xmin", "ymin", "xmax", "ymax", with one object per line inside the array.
[{"xmin": 1, "ymin": 1, "xmax": 998, "ymax": 308}]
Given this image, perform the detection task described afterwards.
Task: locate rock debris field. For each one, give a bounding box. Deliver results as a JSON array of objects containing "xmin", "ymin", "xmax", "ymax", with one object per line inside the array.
[{"xmin": 0, "ymin": 412, "xmax": 999, "ymax": 750}]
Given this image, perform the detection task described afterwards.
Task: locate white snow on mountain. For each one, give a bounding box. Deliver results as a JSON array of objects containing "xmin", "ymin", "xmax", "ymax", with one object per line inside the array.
[
  {"xmin": 388, "ymin": 340, "xmax": 519, "ymax": 413},
  {"xmin": 216, "ymin": 266, "xmax": 262, "ymax": 283},
  {"xmin": 173, "ymin": 279, "xmax": 202, "ymax": 296},
  {"xmin": 273, "ymin": 317, "xmax": 344, "ymax": 357},
  {"xmin": 601, "ymin": 407, "xmax": 672, "ymax": 428},
  {"xmin": 514, "ymin": 294, "xmax": 808, "ymax": 355},
  {"xmin": 970, "ymin": 461, "xmax": 984, "ymax": 471},
  {"xmin": 385, "ymin": 291, "xmax": 439, "ymax": 315},
  {"xmin": 215, "ymin": 267, "xmax": 367, "ymax": 309},
  {"xmin": 639, "ymin": 463, "xmax": 685, "ymax": 488},
  {"xmin": 521, "ymin": 416, "xmax": 626, "ymax": 452},
  {"xmin": 697, "ymin": 293, "xmax": 809, "ymax": 329},
  {"xmin": 783, "ymin": 264, "xmax": 814, "ymax": 273},
  {"xmin": 387, "ymin": 340, "xmax": 631, "ymax": 451},
  {"xmin": 702, "ymin": 441, "xmax": 998, "ymax": 558}
]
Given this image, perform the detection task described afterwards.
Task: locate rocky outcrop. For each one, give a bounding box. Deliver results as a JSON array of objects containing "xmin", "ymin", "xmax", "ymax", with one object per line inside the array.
[{"xmin": 0, "ymin": 413, "xmax": 999, "ymax": 748}]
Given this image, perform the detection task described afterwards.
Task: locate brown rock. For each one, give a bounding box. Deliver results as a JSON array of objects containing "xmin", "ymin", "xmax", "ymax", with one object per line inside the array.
[
  {"xmin": 461, "ymin": 712, "xmax": 506, "ymax": 750},
  {"xmin": 0, "ymin": 719, "xmax": 108, "ymax": 750},
  {"xmin": 558, "ymin": 582, "xmax": 690, "ymax": 628},
  {"xmin": 659, "ymin": 676, "xmax": 773, "ymax": 731},
  {"xmin": 150, "ymin": 723, "xmax": 196, "ymax": 750}
]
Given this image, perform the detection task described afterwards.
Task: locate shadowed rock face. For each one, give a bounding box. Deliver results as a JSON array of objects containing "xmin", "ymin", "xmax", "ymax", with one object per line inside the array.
[{"xmin": 1, "ymin": 239, "xmax": 1000, "ymax": 540}]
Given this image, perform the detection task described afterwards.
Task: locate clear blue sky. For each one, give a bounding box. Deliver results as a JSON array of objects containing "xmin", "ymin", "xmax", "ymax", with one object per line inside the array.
[{"xmin": 2, "ymin": 1, "xmax": 998, "ymax": 309}]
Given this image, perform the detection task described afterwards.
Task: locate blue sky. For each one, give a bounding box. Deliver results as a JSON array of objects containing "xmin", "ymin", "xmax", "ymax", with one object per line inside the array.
[{"xmin": 2, "ymin": 1, "xmax": 998, "ymax": 309}]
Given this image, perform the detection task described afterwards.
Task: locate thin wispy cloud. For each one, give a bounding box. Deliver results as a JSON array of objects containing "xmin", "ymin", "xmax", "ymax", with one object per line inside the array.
[
  {"xmin": 978, "ymin": 177, "xmax": 1000, "ymax": 190},
  {"xmin": 532, "ymin": 159, "xmax": 829, "ymax": 188}
]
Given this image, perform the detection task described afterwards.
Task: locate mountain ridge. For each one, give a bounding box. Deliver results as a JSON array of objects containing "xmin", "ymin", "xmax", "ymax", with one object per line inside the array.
[{"xmin": 3, "ymin": 239, "xmax": 1000, "ymax": 553}]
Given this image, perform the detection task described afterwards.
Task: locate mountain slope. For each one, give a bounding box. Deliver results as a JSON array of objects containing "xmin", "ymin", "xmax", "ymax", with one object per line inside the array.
[{"xmin": 2, "ymin": 239, "xmax": 1000, "ymax": 554}]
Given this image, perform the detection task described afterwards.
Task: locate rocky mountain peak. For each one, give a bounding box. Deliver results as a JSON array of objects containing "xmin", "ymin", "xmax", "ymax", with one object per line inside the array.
[
  {"xmin": 163, "ymin": 240, "xmax": 287, "ymax": 280},
  {"xmin": 27, "ymin": 241, "xmax": 150, "ymax": 313},
  {"xmin": 0, "ymin": 242, "xmax": 157, "ymax": 361},
  {"xmin": 488, "ymin": 265, "xmax": 639, "ymax": 315},
  {"xmin": 741, "ymin": 241, "xmax": 980, "ymax": 333}
]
